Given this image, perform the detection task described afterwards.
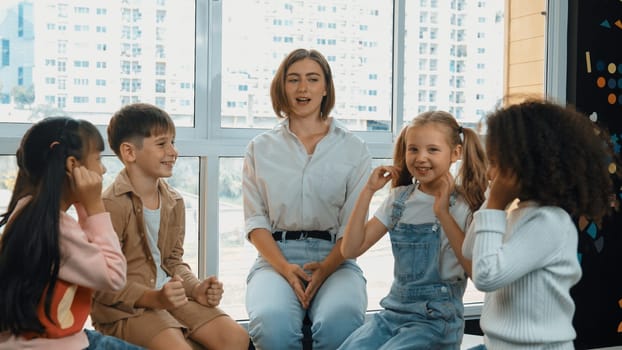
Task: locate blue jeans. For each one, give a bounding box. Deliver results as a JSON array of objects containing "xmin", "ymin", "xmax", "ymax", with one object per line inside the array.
[
  {"xmin": 338, "ymin": 301, "xmax": 462, "ymax": 350},
  {"xmin": 246, "ymin": 238, "xmax": 367, "ymax": 350},
  {"xmin": 84, "ymin": 329, "xmax": 144, "ymax": 350}
]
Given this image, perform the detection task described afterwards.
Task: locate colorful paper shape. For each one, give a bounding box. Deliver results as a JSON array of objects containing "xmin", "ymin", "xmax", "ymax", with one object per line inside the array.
[{"xmin": 586, "ymin": 222, "xmax": 598, "ymax": 239}]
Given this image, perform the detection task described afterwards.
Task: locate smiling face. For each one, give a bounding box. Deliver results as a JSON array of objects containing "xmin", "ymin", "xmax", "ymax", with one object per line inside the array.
[
  {"xmin": 284, "ymin": 58, "xmax": 327, "ymax": 120},
  {"xmin": 130, "ymin": 131, "xmax": 178, "ymax": 180},
  {"xmin": 404, "ymin": 123, "xmax": 461, "ymax": 193}
]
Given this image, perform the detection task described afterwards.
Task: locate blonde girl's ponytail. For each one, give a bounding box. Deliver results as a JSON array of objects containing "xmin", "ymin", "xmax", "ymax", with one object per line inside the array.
[{"xmin": 455, "ymin": 126, "xmax": 488, "ymax": 212}]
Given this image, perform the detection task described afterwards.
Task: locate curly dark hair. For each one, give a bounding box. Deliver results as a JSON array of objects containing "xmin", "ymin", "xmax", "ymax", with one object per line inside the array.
[{"xmin": 485, "ymin": 99, "xmax": 612, "ymax": 221}]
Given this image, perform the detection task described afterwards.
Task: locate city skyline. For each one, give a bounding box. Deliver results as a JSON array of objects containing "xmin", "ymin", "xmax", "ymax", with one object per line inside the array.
[{"xmin": 1, "ymin": 0, "xmax": 503, "ymax": 131}]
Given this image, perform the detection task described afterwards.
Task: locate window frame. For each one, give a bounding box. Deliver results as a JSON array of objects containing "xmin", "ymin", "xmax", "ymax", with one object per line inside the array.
[{"xmin": 0, "ymin": 0, "xmax": 567, "ymax": 320}]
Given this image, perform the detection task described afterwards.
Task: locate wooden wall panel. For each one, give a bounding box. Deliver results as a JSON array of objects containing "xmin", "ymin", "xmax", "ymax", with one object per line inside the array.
[
  {"xmin": 508, "ymin": 61, "xmax": 545, "ymax": 87},
  {"xmin": 508, "ymin": 36, "xmax": 545, "ymax": 64},
  {"xmin": 504, "ymin": 0, "xmax": 546, "ymax": 102},
  {"xmin": 510, "ymin": 0, "xmax": 544, "ymax": 18}
]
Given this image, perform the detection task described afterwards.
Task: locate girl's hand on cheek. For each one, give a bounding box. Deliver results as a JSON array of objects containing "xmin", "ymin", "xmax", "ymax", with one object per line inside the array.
[
  {"xmin": 72, "ymin": 166, "xmax": 105, "ymax": 215},
  {"xmin": 433, "ymin": 172, "xmax": 454, "ymax": 217},
  {"xmin": 487, "ymin": 171, "xmax": 520, "ymax": 210}
]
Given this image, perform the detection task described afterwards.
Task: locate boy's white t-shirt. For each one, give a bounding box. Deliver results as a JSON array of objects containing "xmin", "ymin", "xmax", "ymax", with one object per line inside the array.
[
  {"xmin": 143, "ymin": 206, "xmax": 171, "ymax": 289},
  {"xmin": 374, "ymin": 184, "xmax": 471, "ymax": 281}
]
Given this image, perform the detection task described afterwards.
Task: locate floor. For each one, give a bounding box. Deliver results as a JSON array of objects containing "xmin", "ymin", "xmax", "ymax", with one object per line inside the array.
[{"xmin": 460, "ymin": 334, "xmax": 483, "ymax": 349}]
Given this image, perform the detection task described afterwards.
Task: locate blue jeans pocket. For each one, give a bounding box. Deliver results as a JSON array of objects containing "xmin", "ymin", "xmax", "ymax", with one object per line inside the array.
[{"xmin": 84, "ymin": 329, "xmax": 145, "ymax": 350}]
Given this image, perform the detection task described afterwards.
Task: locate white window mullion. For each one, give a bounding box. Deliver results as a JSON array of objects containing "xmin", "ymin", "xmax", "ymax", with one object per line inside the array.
[
  {"xmin": 392, "ymin": 0, "xmax": 406, "ymax": 137},
  {"xmin": 199, "ymin": 155, "xmax": 220, "ymax": 278}
]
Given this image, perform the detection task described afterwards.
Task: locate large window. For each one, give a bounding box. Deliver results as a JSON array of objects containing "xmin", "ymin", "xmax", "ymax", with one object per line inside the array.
[
  {"xmin": 220, "ymin": 1, "xmax": 393, "ymax": 131},
  {"xmin": 0, "ymin": 0, "xmax": 195, "ymax": 126},
  {"xmin": 0, "ymin": 0, "xmax": 542, "ymax": 322},
  {"xmin": 0, "ymin": 156, "xmax": 18, "ymax": 215}
]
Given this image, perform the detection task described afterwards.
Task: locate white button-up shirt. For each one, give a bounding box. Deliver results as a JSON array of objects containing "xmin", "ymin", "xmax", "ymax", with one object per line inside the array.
[{"xmin": 243, "ymin": 118, "xmax": 372, "ymax": 241}]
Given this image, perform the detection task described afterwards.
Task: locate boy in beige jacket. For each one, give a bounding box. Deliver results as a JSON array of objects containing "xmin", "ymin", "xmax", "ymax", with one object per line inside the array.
[{"xmin": 91, "ymin": 103, "xmax": 249, "ymax": 350}]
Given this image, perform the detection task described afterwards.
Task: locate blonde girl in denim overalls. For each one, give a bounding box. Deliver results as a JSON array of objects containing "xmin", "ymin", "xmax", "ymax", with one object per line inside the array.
[{"xmin": 339, "ymin": 111, "xmax": 488, "ymax": 350}]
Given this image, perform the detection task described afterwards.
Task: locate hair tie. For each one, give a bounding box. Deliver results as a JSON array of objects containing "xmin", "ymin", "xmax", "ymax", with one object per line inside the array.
[
  {"xmin": 457, "ymin": 126, "xmax": 463, "ymax": 134},
  {"xmin": 49, "ymin": 141, "xmax": 60, "ymax": 149},
  {"xmin": 458, "ymin": 126, "xmax": 464, "ymax": 143}
]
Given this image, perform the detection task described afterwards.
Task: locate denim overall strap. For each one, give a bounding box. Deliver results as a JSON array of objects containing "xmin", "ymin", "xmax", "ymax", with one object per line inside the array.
[
  {"xmin": 383, "ymin": 185, "xmax": 464, "ymax": 305},
  {"xmin": 360, "ymin": 187, "xmax": 467, "ymax": 349},
  {"xmin": 431, "ymin": 190, "xmax": 458, "ymax": 232},
  {"xmin": 388, "ymin": 184, "xmax": 416, "ymax": 231}
]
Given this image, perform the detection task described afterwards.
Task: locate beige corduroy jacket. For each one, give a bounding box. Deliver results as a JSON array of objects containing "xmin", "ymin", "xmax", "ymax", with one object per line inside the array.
[{"xmin": 90, "ymin": 168, "xmax": 199, "ymax": 324}]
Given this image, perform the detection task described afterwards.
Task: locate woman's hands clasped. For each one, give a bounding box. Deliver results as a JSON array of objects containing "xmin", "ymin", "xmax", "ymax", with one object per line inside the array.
[
  {"xmin": 282, "ymin": 260, "xmax": 332, "ymax": 309},
  {"xmin": 282, "ymin": 263, "xmax": 312, "ymax": 308}
]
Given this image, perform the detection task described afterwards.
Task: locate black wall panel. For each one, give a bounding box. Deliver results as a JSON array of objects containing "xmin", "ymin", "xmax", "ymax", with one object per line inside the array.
[{"xmin": 567, "ymin": 1, "xmax": 622, "ymax": 348}]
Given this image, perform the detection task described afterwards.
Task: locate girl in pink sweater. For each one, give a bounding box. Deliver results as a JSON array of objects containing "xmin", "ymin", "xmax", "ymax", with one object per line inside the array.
[{"xmin": 0, "ymin": 117, "xmax": 142, "ymax": 350}]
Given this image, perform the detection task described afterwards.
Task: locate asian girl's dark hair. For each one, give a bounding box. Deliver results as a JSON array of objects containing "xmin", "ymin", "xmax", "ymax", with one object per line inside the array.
[{"xmin": 0, "ymin": 117, "xmax": 104, "ymax": 335}]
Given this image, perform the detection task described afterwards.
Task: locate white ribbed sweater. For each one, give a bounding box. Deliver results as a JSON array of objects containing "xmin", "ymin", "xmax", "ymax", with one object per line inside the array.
[{"xmin": 463, "ymin": 201, "xmax": 581, "ymax": 349}]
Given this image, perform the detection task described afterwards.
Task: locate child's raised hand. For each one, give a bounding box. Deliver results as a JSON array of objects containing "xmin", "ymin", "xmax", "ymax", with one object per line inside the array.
[
  {"xmin": 433, "ymin": 172, "xmax": 455, "ymax": 217},
  {"xmin": 158, "ymin": 275, "xmax": 188, "ymax": 310},
  {"xmin": 487, "ymin": 170, "xmax": 520, "ymax": 210},
  {"xmin": 366, "ymin": 166, "xmax": 398, "ymax": 192},
  {"xmin": 71, "ymin": 166, "xmax": 105, "ymax": 215}
]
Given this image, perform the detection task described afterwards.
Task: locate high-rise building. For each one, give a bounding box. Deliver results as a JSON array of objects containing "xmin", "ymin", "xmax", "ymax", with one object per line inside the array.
[
  {"xmin": 1, "ymin": 0, "xmax": 503, "ymax": 129},
  {"xmin": 1, "ymin": 0, "xmax": 194, "ymax": 123},
  {"xmin": 0, "ymin": 1, "xmax": 34, "ymax": 107}
]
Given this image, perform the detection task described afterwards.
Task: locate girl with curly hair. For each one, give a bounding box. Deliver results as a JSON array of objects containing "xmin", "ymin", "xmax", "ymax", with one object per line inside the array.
[{"xmin": 463, "ymin": 99, "xmax": 612, "ymax": 350}]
